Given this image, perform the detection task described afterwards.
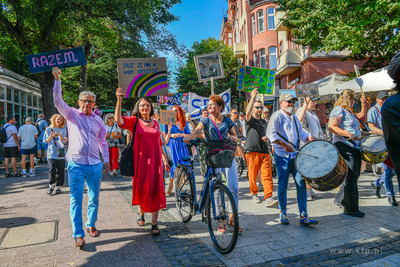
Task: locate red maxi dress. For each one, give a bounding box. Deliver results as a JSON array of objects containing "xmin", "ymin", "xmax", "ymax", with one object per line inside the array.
[{"xmin": 119, "ymin": 116, "xmax": 166, "ymax": 212}]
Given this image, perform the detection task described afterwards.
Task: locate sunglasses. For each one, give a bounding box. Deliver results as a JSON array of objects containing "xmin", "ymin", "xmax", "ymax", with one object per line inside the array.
[
  {"xmin": 232, "ymin": 112, "xmax": 238, "ymax": 114},
  {"xmin": 207, "ymin": 103, "xmax": 218, "ymax": 108},
  {"xmin": 79, "ymin": 99, "xmax": 94, "ymax": 104},
  {"xmin": 108, "ymin": 117, "xmax": 114, "ymax": 119},
  {"xmin": 285, "ymin": 100, "xmax": 296, "ymax": 104},
  {"xmin": 254, "ymin": 106, "xmax": 263, "ymax": 110}
]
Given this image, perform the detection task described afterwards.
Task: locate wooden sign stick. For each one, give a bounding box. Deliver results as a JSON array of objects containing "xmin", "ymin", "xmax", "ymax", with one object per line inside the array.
[{"xmin": 354, "ymin": 65, "xmax": 364, "ymax": 96}]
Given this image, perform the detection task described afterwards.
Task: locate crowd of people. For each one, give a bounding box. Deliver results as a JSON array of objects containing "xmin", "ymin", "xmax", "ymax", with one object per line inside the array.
[{"xmin": 1, "ymin": 53, "xmax": 400, "ymax": 248}]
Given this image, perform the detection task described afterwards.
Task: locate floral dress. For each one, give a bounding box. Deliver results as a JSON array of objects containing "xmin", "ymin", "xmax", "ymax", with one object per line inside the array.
[{"xmin": 329, "ymin": 106, "xmax": 362, "ymax": 150}]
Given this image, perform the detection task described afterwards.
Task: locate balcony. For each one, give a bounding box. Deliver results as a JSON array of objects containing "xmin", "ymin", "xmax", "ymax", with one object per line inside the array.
[
  {"xmin": 276, "ymin": 49, "xmax": 302, "ymax": 75},
  {"xmin": 274, "ymin": 11, "xmax": 287, "ymax": 32},
  {"xmin": 234, "ymin": 42, "xmax": 246, "ymax": 58}
]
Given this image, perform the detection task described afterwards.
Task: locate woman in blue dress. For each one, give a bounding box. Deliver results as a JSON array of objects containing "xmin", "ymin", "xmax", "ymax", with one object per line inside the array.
[{"xmin": 164, "ymin": 105, "xmax": 190, "ymax": 195}]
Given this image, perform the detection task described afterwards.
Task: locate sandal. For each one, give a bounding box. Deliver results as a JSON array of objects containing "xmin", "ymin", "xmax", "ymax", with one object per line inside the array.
[
  {"xmin": 5, "ymin": 173, "xmax": 12, "ymax": 178},
  {"xmin": 151, "ymin": 223, "xmax": 160, "ymax": 236},
  {"xmin": 13, "ymin": 173, "xmax": 22, "ymax": 177},
  {"xmin": 228, "ymin": 219, "xmax": 243, "ymax": 235},
  {"xmin": 136, "ymin": 213, "xmax": 145, "ymax": 226},
  {"xmin": 166, "ymin": 184, "xmax": 173, "ymax": 196},
  {"xmin": 218, "ymin": 220, "xmax": 226, "ymax": 233}
]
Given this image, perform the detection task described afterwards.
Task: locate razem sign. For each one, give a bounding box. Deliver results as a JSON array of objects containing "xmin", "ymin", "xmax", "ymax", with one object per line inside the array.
[{"xmin": 26, "ymin": 47, "xmax": 86, "ymax": 74}]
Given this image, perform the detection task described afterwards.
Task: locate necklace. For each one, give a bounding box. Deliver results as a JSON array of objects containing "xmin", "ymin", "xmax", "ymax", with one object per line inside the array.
[{"xmin": 140, "ymin": 117, "xmax": 152, "ymax": 123}]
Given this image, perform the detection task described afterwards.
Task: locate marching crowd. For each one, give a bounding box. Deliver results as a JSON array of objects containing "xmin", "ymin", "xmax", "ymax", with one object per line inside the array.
[{"xmin": 1, "ymin": 53, "xmax": 400, "ymax": 248}]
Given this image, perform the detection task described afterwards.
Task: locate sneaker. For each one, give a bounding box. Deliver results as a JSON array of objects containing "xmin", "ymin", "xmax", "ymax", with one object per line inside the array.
[
  {"xmin": 112, "ymin": 170, "xmax": 117, "ymax": 177},
  {"xmin": 46, "ymin": 188, "xmax": 54, "ymax": 195},
  {"xmin": 23, "ymin": 172, "xmax": 28, "ymax": 178},
  {"xmin": 344, "ymin": 210, "xmax": 365, "ymax": 217},
  {"xmin": 333, "ymin": 199, "xmax": 344, "ymax": 208},
  {"xmin": 300, "ymin": 216, "xmax": 319, "ymax": 226},
  {"xmin": 29, "ymin": 172, "xmax": 36, "ymax": 177},
  {"xmin": 307, "ymin": 189, "xmax": 313, "ymax": 201},
  {"xmin": 310, "ymin": 189, "xmax": 322, "ymax": 198},
  {"xmin": 258, "ymin": 184, "xmax": 264, "ymax": 192},
  {"xmin": 55, "ymin": 189, "xmax": 61, "ymax": 194},
  {"xmin": 39, "ymin": 158, "xmax": 44, "ymax": 164},
  {"xmin": 371, "ymin": 181, "xmax": 381, "ymax": 198},
  {"xmin": 280, "ymin": 213, "xmax": 289, "ymax": 225},
  {"xmin": 252, "ymin": 194, "xmax": 261, "ymax": 203},
  {"xmin": 388, "ymin": 196, "xmax": 398, "ymax": 206},
  {"xmin": 265, "ymin": 196, "xmax": 278, "ymax": 207}
]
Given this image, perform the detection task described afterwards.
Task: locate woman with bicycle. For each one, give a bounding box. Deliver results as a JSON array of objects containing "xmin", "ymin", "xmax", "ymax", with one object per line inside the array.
[{"xmin": 184, "ymin": 95, "xmax": 242, "ymax": 234}]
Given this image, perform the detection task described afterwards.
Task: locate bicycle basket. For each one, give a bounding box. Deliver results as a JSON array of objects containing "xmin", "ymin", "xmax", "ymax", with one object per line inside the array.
[{"xmin": 201, "ymin": 140, "xmax": 237, "ymax": 168}]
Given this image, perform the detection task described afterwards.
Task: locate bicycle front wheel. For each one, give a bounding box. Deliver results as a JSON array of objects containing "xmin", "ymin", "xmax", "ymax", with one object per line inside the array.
[
  {"xmin": 206, "ymin": 182, "xmax": 239, "ymax": 254},
  {"xmin": 174, "ymin": 168, "xmax": 194, "ymax": 223}
]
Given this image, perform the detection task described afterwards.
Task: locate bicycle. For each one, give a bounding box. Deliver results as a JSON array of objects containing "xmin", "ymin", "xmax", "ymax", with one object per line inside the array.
[
  {"xmin": 174, "ymin": 138, "xmax": 239, "ymax": 254},
  {"xmin": 235, "ymin": 141, "xmax": 246, "ymax": 177}
]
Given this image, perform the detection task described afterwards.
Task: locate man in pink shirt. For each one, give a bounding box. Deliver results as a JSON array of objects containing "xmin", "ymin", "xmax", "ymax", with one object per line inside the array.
[{"xmin": 52, "ymin": 67, "xmax": 110, "ymax": 247}]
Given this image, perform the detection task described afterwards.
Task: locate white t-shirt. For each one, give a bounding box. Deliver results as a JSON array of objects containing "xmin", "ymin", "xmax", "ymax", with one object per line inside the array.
[
  {"xmin": 296, "ymin": 108, "xmax": 323, "ymax": 139},
  {"xmin": 17, "ymin": 124, "xmax": 39, "ymax": 149},
  {"xmin": 2, "ymin": 123, "xmax": 18, "ymax": 147},
  {"xmin": 105, "ymin": 123, "xmax": 121, "ymax": 146}
]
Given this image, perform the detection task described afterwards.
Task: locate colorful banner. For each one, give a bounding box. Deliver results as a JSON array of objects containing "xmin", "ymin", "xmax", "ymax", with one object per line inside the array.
[
  {"xmin": 26, "ymin": 47, "xmax": 86, "ymax": 74},
  {"xmin": 157, "ymin": 93, "xmax": 189, "ymax": 106},
  {"xmin": 188, "ymin": 89, "xmax": 231, "ymax": 120},
  {"xmin": 117, "ymin": 58, "xmax": 168, "ymax": 97},
  {"xmin": 237, "ymin": 66, "xmax": 275, "ymax": 95}
]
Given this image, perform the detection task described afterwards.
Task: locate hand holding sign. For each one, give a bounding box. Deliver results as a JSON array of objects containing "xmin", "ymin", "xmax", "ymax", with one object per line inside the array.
[
  {"xmin": 251, "ymin": 88, "xmax": 259, "ymax": 99},
  {"xmin": 52, "ymin": 67, "xmax": 61, "ymax": 81},
  {"xmin": 116, "ymin": 87, "xmax": 126, "ymax": 101},
  {"xmin": 295, "ymin": 84, "xmax": 319, "ymax": 98}
]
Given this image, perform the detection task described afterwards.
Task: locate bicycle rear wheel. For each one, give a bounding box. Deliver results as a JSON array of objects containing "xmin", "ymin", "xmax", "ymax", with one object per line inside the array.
[
  {"xmin": 174, "ymin": 168, "xmax": 194, "ymax": 223},
  {"xmin": 206, "ymin": 182, "xmax": 239, "ymax": 254},
  {"xmin": 235, "ymin": 156, "xmax": 244, "ymax": 177}
]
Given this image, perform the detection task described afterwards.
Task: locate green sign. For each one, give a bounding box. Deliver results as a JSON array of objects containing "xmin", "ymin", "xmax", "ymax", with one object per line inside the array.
[{"xmin": 237, "ymin": 66, "xmax": 276, "ymax": 95}]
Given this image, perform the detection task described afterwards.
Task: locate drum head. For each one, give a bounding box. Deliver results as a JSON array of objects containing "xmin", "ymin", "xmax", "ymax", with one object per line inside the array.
[
  {"xmin": 360, "ymin": 134, "xmax": 386, "ymax": 153},
  {"xmin": 295, "ymin": 140, "xmax": 339, "ymax": 179}
]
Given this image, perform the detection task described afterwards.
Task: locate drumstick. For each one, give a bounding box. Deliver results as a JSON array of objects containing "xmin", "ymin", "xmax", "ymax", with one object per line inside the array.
[{"xmin": 295, "ymin": 150, "xmax": 318, "ymax": 159}]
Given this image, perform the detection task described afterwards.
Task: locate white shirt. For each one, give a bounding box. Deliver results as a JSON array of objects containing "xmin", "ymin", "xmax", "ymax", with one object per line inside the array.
[
  {"xmin": 267, "ymin": 109, "xmax": 309, "ymax": 158},
  {"xmin": 17, "ymin": 124, "xmax": 39, "ymax": 149},
  {"xmin": 295, "ymin": 107, "xmax": 323, "ymax": 139},
  {"xmin": 2, "ymin": 123, "xmax": 18, "ymax": 147},
  {"xmin": 240, "ymin": 119, "xmax": 246, "ymax": 137}
]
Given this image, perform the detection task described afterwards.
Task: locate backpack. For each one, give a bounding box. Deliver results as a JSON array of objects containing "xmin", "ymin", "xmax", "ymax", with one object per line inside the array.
[
  {"xmin": 35, "ymin": 119, "xmax": 43, "ymax": 135},
  {"xmin": 0, "ymin": 125, "xmax": 12, "ymax": 143}
]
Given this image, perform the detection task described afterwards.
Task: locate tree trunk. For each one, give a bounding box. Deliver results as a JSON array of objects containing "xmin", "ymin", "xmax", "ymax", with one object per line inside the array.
[
  {"xmin": 37, "ymin": 72, "xmax": 58, "ymax": 121},
  {"xmin": 79, "ymin": 42, "xmax": 92, "ymax": 92}
]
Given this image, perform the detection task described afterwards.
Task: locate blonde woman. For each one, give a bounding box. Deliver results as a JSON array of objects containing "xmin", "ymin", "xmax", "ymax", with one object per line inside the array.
[
  {"xmin": 43, "ymin": 114, "xmax": 68, "ymax": 195},
  {"xmin": 104, "ymin": 113, "xmax": 122, "ymax": 177},
  {"xmin": 328, "ymin": 89, "xmax": 373, "ymax": 217}
]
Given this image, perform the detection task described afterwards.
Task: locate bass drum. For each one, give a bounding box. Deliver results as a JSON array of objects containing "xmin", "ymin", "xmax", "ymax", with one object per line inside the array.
[
  {"xmin": 295, "ymin": 140, "xmax": 347, "ymax": 191},
  {"xmin": 360, "ymin": 134, "xmax": 387, "ymax": 164}
]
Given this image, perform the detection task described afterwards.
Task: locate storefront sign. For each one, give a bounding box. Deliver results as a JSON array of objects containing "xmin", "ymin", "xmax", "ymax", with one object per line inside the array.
[
  {"xmin": 288, "ymin": 76, "xmax": 300, "ymax": 88},
  {"xmin": 26, "ymin": 47, "xmax": 86, "ymax": 74}
]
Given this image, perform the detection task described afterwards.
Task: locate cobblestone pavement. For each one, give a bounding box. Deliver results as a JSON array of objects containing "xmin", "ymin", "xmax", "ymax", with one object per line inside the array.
[{"xmin": 111, "ymin": 163, "xmax": 400, "ymax": 267}]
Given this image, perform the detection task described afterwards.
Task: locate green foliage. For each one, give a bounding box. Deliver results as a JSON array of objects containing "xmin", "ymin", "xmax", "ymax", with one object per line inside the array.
[
  {"xmin": 175, "ymin": 37, "xmax": 240, "ymax": 105},
  {"xmin": 277, "ymin": 0, "xmax": 400, "ymax": 71}
]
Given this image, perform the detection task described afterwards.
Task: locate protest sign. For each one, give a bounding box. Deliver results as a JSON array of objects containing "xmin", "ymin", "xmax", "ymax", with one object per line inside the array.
[
  {"xmin": 26, "ymin": 47, "xmax": 86, "ymax": 74},
  {"xmin": 237, "ymin": 66, "xmax": 275, "ymax": 95},
  {"xmin": 295, "ymin": 84, "xmax": 319, "ymax": 97},
  {"xmin": 188, "ymin": 89, "xmax": 231, "ymax": 120},
  {"xmin": 117, "ymin": 58, "xmax": 168, "ymax": 97},
  {"xmin": 157, "ymin": 93, "xmax": 189, "ymax": 106},
  {"xmin": 159, "ymin": 110, "xmax": 176, "ymax": 124},
  {"xmin": 194, "ymin": 52, "xmax": 225, "ymax": 82}
]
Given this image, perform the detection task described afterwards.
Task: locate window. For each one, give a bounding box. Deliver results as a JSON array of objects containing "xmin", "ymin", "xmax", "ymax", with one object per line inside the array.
[
  {"xmin": 39, "ymin": 98, "xmax": 42, "ymax": 109},
  {"xmin": 0, "ymin": 86, "xmax": 4, "ymax": 99},
  {"xmin": 260, "ymin": 49, "xmax": 266, "ymax": 68},
  {"xmin": 253, "ymin": 51, "xmax": 258, "ymax": 67},
  {"xmin": 7, "ymin": 87, "xmax": 12, "ymax": 101},
  {"xmin": 27, "ymin": 94, "xmax": 32, "ymax": 106},
  {"xmin": 33, "ymin": 96, "xmax": 37, "ymax": 108},
  {"xmin": 269, "ymin": 47, "xmax": 277, "ymax": 69},
  {"xmin": 21, "ymin": 92, "xmax": 26, "ymax": 105},
  {"xmin": 279, "ymin": 41, "xmax": 284, "ymax": 55},
  {"xmin": 14, "ymin": 90, "xmax": 19, "ymax": 103},
  {"xmin": 229, "ymin": 39, "xmax": 232, "ymax": 46},
  {"xmin": 14, "ymin": 104, "xmax": 20, "ymax": 128},
  {"xmin": 257, "ymin": 10, "xmax": 264, "ymax": 33},
  {"xmin": 0, "ymin": 102, "xmax": 5, "ymax": 125},
  {"xmin": 267, "ymin": 8, "xmax": 275, "ymax": 30},
  {"xmin": 252, "ymin": 14, "xmax": 256, "ymax": 35}
]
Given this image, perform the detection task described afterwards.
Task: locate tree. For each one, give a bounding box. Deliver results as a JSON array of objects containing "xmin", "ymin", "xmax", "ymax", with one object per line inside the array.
[
  {"xmin": 0, "ymin": 0, "xmax": 182, "ymax": 119},
  {"xmin": 277, "ymin": 0, "xmax": 400, "ymax": 72},
  {"xmin": 175, "ymin": 38, "xmax": 243, "ymax": 108}
]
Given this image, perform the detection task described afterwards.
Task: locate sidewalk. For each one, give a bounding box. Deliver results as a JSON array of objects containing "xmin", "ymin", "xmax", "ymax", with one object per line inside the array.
[{"xmin": 0, "ymin": 165, "xmax": 170, "ymax": 267}]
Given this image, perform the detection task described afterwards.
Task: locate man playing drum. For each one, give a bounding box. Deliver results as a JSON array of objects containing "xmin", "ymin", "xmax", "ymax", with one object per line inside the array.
[
  {"xmin": 266, "ymin": 93, "xmax": 318, "ymax": 226},
  {"xmin": 296, "ymin": 96, "xmax": 324, "ymax": 201},
  {"xmin": 368, "ymin": 91, "xmax": 398, "ymax": 206}
]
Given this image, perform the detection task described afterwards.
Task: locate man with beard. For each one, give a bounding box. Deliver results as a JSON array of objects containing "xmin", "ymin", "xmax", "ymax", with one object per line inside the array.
[{"xmin": 267, "ymin": 93, "xmax": 318, "ymax": 226}]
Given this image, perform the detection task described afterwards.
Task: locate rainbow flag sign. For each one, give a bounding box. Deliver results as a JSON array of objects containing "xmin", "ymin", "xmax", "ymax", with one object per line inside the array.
[
  {"xmin": 117, "ymin": 58, "xmax": 168, "ymax": 97},
  {"xmin": 237, "ymin": 66, "xmax": 275, "ymax": 95}
]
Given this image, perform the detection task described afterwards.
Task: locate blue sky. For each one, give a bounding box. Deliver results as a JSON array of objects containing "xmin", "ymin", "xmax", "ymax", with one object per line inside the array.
[{"xmin": 164, "ymin": 0, "xmax": 228, "ymax": 91}]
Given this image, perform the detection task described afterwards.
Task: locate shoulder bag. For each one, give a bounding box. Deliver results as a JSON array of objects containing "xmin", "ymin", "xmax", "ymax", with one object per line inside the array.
[{"xmin": 119, "ymin": 118, "xmax": 139, "ymax": 176}]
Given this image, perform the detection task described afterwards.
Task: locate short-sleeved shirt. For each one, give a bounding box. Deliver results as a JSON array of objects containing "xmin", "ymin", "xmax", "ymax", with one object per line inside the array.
[
  {"xmin": 244, "ymin": 116, "xmax": 269, "ymax": 153},
  {"xmin": 232, "ymin": 119, "xmax": 243, "ymax": 138},
  {"xmin": 43, "ymin": 127, "xmax": 67, "ymax": 159},
  {"xmin": 329, "ymin": 106, "xmax": 361, "ymax": 149},
  {"xmin": 200, "ymin": 117, "xmax": 234, "ymax": 141},
  {"xmin": 2, "ymin": 123, "xmax": 18, "ymax": 147},
  {"xmin": 367, "ymin": 104, "xmax": 382, "ymax": 130},
  {"xmin": 295, "ymin": 107, "xmax": 325, "ymax": 140},
  {"xmin": 36, "ymin": 119, "xmax": 48, "ymax": 141},
  {"xmin": 240, "ymin": 119, "xmax": 246, "ymax": 138},
  {"xmin": 17, "ymin": 124, "xmax": 39, "ymax": 149},
  {"xmin": 105, "ymin": 123, "xmax": 121, "ymax": 147}
]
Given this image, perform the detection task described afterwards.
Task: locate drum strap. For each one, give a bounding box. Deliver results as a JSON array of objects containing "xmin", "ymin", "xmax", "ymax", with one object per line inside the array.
[
  {"xmin": 374, "ymin": 106, "xmax": 382, "ymax": 116},
  {"xmin": 277, "ymin": 117, "xmax": 300, "ymax": 149}
]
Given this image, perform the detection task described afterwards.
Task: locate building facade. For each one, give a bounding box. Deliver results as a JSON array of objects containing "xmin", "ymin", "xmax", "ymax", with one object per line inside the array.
[{"xmin": 0, "ymin": 67, "xmax": 43, "ymax": 128}]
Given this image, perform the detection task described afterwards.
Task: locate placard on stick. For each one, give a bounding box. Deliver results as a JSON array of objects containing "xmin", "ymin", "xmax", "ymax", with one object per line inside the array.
[
  {"xmin": 117, "ymin": 58, "xmax": 168, "ymax": 97},
  {"xmin": 159, "ymin": 110, "xmax": 176, "ymax": 125},
  {"xmin": 295, "ymin": 84, "xmax": 319, "ymax": 98},
  {"xmin": 237, "ymin": 66, "xmax": 275, "ymax": 95}
]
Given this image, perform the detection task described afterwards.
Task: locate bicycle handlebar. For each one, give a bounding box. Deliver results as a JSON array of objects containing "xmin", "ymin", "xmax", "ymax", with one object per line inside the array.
[{"xmin": 184, "ymin": 138, "xmax": 237, "ymax": 148}]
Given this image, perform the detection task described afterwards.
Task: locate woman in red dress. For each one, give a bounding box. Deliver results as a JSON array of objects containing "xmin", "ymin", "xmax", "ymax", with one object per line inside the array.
[{"xmin": 114, "ymin": 88, "xmax": 170, "ymax": 236}]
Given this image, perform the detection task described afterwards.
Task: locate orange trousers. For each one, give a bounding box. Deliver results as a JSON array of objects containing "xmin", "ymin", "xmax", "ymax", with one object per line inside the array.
[{"xmin": 245, "ymin": 152, "xmax": 273, "ymax": 199}]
